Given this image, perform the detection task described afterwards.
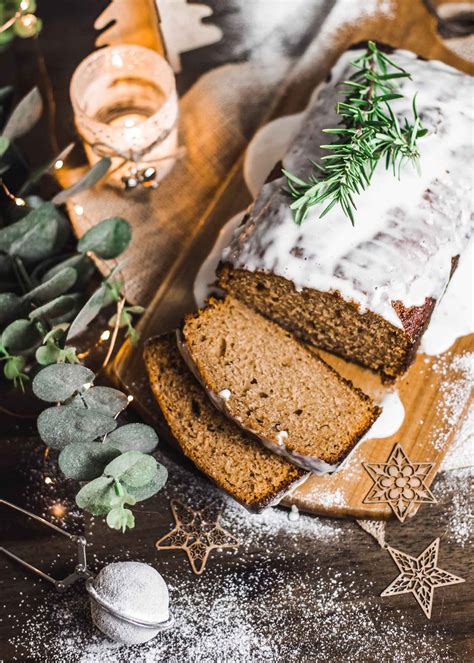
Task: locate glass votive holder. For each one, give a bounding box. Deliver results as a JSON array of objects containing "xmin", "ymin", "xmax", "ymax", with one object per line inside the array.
[{"xmin": 70, "ymin": 45, "xmax": 179, "ymax": 189}]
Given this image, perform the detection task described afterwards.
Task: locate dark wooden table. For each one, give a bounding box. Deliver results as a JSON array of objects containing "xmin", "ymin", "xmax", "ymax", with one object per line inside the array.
[{"xmin": 1, "ymin": 2, "xmax": 473, "ymax": 661}]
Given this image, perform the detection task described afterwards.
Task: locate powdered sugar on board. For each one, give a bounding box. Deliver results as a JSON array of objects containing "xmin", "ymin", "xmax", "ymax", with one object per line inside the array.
[
  {"xmin": 429, "ymin": 352, "xmax": 473, "ymax": 453},
  {"xmin": 5, "ymin": 455, "xmax": 469, "ymax": 663}
]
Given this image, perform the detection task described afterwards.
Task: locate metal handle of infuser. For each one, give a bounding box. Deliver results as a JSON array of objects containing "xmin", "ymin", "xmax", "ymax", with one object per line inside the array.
[{"xmin": 0, "ymin": 498, "xmax": 93, "ymax": 589}]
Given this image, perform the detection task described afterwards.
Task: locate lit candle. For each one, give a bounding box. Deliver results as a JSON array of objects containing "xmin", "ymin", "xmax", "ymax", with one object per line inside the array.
[{"xmin": 70, "ymin": 45, "xmax": 179, "ymax": 189}]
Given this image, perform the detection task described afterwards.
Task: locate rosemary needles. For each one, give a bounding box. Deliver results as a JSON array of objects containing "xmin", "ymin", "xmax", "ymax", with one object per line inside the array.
[{"xmin": 283, "ymin": 41, "xmax": 428, "ymax": 225}]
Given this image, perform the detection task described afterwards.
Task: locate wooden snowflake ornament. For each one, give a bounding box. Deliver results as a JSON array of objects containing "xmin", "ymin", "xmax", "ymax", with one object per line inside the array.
[
  {"xmin": 362, "ymin": 443, "xmax": 436, "ymax": 521},
  {"xmin": 156, "ymin": 499, "xmax": 239, "ymax": 575},
  {"xmin": 381, "ymin": 538, "xmax": 465, "ymax": 618}
]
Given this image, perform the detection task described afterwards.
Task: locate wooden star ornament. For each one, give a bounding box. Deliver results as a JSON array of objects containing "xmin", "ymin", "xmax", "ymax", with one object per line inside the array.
[
  {"xmin": 155, "ymin": 499, "xmax": 239, "ymax": 575},
  {"xmin": 363, "ymin": 443, "xmax": 436, "ymax": 521},
  {"xmin": 381, "ymin": 538, "xmax": 465, "ymax": 618}
]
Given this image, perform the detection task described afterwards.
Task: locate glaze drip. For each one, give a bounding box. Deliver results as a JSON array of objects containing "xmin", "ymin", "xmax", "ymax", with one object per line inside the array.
[{"xmin": 222, "ymin": 50, "xmax": 474, "ymax": 329}]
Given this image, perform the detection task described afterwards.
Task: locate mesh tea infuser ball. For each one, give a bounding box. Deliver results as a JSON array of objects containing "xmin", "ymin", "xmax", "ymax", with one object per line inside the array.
[
  {"xmin": 0, "ymin": 500, "xmax": 173, "ymax": 645},
  {"xmin": 87, "ymin": 561, "xmax": 170, "ymax": 645}
]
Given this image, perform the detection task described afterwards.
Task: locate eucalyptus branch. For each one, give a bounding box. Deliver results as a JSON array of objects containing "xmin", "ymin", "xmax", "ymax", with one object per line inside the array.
[
  {"xmin": 102, "ymin": 296, "xmax": 125, "ymax": 369},
  {"xmin": 284, "ymin": 41, "xmax": 428, "ymax": 225}
]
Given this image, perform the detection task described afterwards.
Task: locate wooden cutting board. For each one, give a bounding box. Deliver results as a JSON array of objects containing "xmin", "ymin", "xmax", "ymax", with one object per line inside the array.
[{"xmin": 111, "ymin": 0, "xmax": 474, "ymax": 520}]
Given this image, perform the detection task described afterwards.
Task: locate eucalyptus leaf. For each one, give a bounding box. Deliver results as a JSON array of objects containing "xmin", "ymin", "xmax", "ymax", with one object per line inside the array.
[
  {"xmin": 41, "ymin": 254, "xmax": 95, "ymax": 289},
  {"xmin": 0, "ymin": 203, "xmax": 70, "ymax": 264},
  {"xmin": 75, "ymin": 476, "xmax": 115, "ymax": 516},
  {"xmin": 0, "ymin": 86, "xmax": 14, "ymax": 128},
  {"xmin": 0, "ymin": 138, "xmax": 28, "ymax": 188},
  {"xmin": 35, "ymin": 341, "xmax": 61, "ymax": 366},
  {"xmin": 3, "ymin": 355, "xmax": 26, "ymax": 382},
  {"xmin": 77, "ymin": 217, "xmax": 131, "ymax": 259},
  {"xmin": 58, "ymin": 442, "xmax": 121, "ymax": 481},
  {"xmin": 124, "ymin": 464, "xmax": 168, "ymax": 502},
  {"xmin": 1, "ymin": 318, "xmax": 41, "ymax": 354},
  {"xmin": 71, "ymin": 386, "xmax": 128, "ymax": 417},
  {"xmin": 37, "ymin": 405, "xmax": 117, "ymax": 449},
  {"xmin": 32, "ymin": 363, "xmax": 94, "ymax": 402},
  {"xmin": 105, "ymin": 423, "xmax": 159, "ymax": 453},
  {"xmin": 103, "ymin": 451, "xmax": 157, "ymax": 488},
  {"xmin": 2, "ymin": 87, "xmax": 43, "ymax": 140},
  {"xmin": 0, "ymin": 135, "xmax": 9, "ymax": 157},
  {"xmin": 0, "ymin": 292, "xmax": 26, "ymax": 326},
  {"xmin": 28, "ymin": 294, "xmax": 79, "ymax": 323},
  {"xmin": 19, "ymin": 142, "xmax": 75, "ymax": 195},
  {"xmin": 24, "ymin": 267, "xmax": 77, "ymax": 304},
  {"xmin": 52, "ymin": 157, "xmax": 111, "ymax": 206},
  {"xmin": 24, "ymin": 195, "xmax": 44, "ymax": 209},
  {"xmin": 106, "ymin": 507, "xmax": 135, "ymax": 532},
  {"xmin": 66, "ymin": 283, "xmax": 114, "ymax": 340}
]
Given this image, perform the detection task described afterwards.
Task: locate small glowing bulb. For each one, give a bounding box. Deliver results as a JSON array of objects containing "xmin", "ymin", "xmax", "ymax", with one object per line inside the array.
[
  {"xmin": 15, "ymin": 197, "xmax": 26, "ymax": 206},
  {"xmin": 74, "ymin": 204, "xmax": 84, "ymax": 216},
  {"xmin": 44, "ymin": 477, "xmax": 52, "ymax": 485},
  {"xmin": 127, "ymin": 395, "xmax": 134, "ymax": 403},
  {"xmin": 100, "ymin": 330, "xmax": 111, "ymax": 342},
  {"xmin": 20, "ymin": 0, "xmax": 29, "ymax": 10},
  {"xmin": 112, "ymin": 52, "xmax": 123, "ymax": 68},
  {"xmin": 83, "ymin": 382, "xmax": 93, "ymax": 391},
  {"xmin": 54, "ymin": 159, "xmax": 64, "ymax": 170},
  {"xmin": 50, "ymin": 502, "xmax": 66, "ymax": 519}
]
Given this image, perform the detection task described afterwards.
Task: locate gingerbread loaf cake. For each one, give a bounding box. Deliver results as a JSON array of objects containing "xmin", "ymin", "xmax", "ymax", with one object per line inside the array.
[
  {"xmin": 144, "ymin": 334, "xmax": 307, "ymax": 511},
  {"xmin": 180, "ymin": 296, "xmax": 380, "ymax": 472},
  {"xmin": 218, "ymin": 50, "xmax": 473, "ymax": 381}
]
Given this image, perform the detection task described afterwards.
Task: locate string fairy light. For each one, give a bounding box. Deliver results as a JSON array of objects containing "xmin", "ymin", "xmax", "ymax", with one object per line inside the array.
[
  {"xmin": 1, "ymin": 179, "xmax": 27, "ymax": 207},
  {"xmin": 0, "ymin": 0, "xmax": 36, "ymax": 35}
]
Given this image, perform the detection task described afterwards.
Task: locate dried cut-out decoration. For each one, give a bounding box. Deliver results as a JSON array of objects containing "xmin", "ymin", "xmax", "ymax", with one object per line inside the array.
[
  {"xmin": 155, "ymin": 499, "xmax": 239, "ymax": 575},
  {"xmin": 363, "ymin": 443, "xmax": 436, "ymax": 522},
  {"xmin": 381, "ymin": 537, "xmax": 465, "ymax": 619},
  {"xmin": 156, "ymin": 0, "xmax": 223, "ymax": 72},
  {"xmin": 356, "ymin": 519, "xmax": 386, "ymax": 548}
]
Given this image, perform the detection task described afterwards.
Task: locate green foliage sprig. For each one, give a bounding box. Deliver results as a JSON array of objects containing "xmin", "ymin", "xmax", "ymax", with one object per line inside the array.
[
  {"xmin": 0, "ymin": 87, "xmax": 142, "ymax": 390},
  {"xmin": 284, "ymin": 41, "xmax": 428, "ymax": 225},
  {"xmin": 0, "ymin": 84, "xmax": 159, "ymax": 533},
  {"xmin": 33, "ymin": 364, "xmax": 167, "ymax": 532}
]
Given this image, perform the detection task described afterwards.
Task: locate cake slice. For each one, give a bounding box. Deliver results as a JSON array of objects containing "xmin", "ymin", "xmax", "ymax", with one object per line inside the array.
[
  {"xmin": 144, "ymin": 334, "xmax": 307, "ymax": 511},
  {"xmin": 180, "ymin": 297, "xmax": 380, "ymax": 472},
  {"xmin": 218, "ymin": 49, "xmax": 473, "ymax": 381}
]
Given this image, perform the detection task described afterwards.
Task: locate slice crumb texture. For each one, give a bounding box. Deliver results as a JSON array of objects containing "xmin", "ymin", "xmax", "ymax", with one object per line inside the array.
[
  {"xmin": 144, "ymin": 334, "xmax": 306, "ymax": 511},
  {"xmin": 182, "ymin": 296, "xmax": 380, "ymax": 468}
]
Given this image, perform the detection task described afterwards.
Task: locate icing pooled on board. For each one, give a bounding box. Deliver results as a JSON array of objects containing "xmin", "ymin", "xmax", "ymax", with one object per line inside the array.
[{"xmin": 223, "ymin": 50, "xmax": 474, "ymax": 330}]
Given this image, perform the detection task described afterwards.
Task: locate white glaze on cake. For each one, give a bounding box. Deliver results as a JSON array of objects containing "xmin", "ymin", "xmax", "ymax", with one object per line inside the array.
[
  {"xmin": 223, "ymin": 50, "xmax": 474, "ymax": 330},
  {"xmin": 361, "ymin": 389, "xmax": 405, "ymax": 442}
]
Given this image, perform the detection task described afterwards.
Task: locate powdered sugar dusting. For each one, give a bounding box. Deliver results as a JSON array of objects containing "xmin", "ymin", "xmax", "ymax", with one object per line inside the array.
[
  {"xmin": 4, "ymin": 454, "xmax": 470, "ymax": 661},
  {"xmin": 7, "ymin": 560, "xmax": 455, "ymax": 663},
  {"xmin": 435, "ymin": 467, "xmax": 474, "ymax": 548},
  {"xmin": 430, "ymin": 352, "xmax": 474, "ymax": 451},
  {"xmin": 441, "ymin": 403, "xmax": 474, "ymax": 471}
]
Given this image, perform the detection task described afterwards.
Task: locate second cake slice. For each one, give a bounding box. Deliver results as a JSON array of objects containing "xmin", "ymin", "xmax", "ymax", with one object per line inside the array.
[{"xmin": 180, "ymin": 297, "xmax": 380, "ymax": 473}]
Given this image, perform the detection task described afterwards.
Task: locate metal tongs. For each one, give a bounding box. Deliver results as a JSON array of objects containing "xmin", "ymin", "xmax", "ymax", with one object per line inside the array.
[{"xmin": 0, "ymin": 498, "xmax": 92, "ymax": 589}]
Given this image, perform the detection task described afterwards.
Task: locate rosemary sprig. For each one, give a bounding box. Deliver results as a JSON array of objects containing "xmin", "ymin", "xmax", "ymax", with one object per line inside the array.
[{"xmin": 283, "ymin": 41, "xmax": 428, "ymax": 225}]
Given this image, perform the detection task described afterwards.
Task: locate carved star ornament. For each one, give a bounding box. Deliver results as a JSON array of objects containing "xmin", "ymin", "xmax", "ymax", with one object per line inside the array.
[
  {"xmin": 156, "ymin": 499, "xmax": 239, "ymax": 575},
  {"xmin": 381, "ymin": 538, "xmax": 465, "ymax": 618},
  {"xmin": 363, "ymin": 443, "xmax": 436, "ymax": 521}
]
